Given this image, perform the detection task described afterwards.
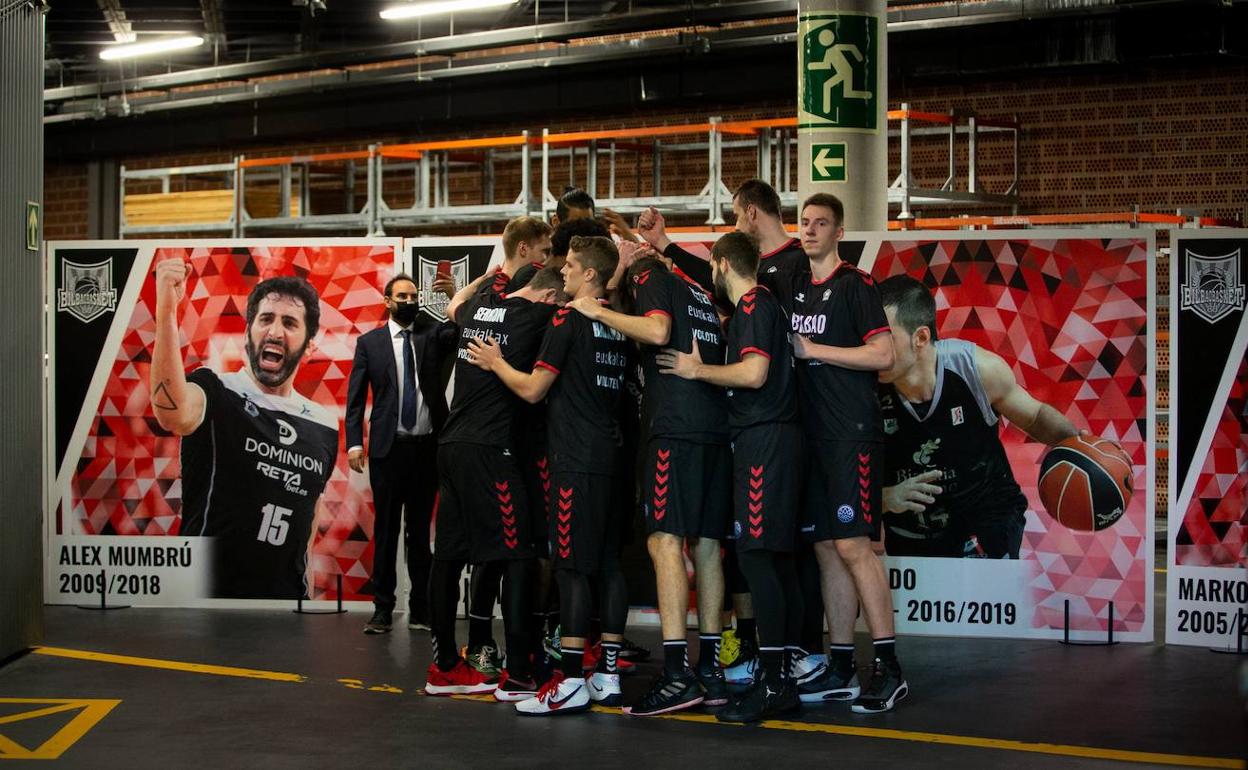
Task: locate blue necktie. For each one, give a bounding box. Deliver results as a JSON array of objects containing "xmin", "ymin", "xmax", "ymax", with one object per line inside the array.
[{"xmin": 400, "ymin": 328, "xmax": 418, "ymax": 431}]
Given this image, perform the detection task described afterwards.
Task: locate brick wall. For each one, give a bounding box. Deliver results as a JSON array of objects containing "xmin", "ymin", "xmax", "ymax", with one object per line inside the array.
[{"xmin": 43, "ymin": 61, "xmax": 1248, "ymax": 239}]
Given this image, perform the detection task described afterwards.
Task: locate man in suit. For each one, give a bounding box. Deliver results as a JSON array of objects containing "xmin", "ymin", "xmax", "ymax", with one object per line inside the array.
[{"xmin": 346, "ymin": 273, "xmax": 457, "ymax": 634}]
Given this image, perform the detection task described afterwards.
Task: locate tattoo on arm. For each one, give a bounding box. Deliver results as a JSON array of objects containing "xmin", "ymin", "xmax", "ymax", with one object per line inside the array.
[{"xmin": 152, "ymin": 380, "xmax": 179, "ymax": 411}]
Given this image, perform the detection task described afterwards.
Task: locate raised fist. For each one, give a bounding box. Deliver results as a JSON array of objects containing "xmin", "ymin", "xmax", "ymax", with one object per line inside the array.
[{"xmin": 154, "ymin": 259, "xmax": 189, "ymax": 316}]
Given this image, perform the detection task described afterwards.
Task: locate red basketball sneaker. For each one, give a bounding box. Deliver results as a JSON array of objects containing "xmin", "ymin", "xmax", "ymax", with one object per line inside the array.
[{"xmin": 424, "ymin": 659, "xmax": 500, "ymax": 696}]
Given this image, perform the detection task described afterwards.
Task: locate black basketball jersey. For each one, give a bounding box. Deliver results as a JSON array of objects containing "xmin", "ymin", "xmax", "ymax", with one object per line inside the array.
[
  {"xmin": 879, "ymin": 339, "xmax": 1028, "ymax": 542},
  {"xmin": 179, "ymin": 368, "xmax": 339, "ymax": 599},
  {"xmin": 756, "ymin": 238, "xmax": 808, "ymax": 306},
  {"xmin": 632, "ymin": 266, "xmax": 729, "ymax": 443},
  {"xmin": 724, "ymin": 285, "xmax": 798, "ymax": 432},
  {"xmin": 777, "ymin": 261, "xmax": 890, "ymax": 442},
  {"xmin": 534, "ymin": 301, "xmax": 630, "ymax": 474},
  {"xmin": 442, "ymin": 293, "xmax": 555, "ymax": 448}
]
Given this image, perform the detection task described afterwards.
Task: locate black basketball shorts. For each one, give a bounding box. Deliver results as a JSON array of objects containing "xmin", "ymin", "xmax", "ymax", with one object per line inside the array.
[
  {"xmin": 801, "ymin": 440, "xmax": 883, "ymax": 542},
  {"xmin": 641, "ymin": 437, "xmax": 732, "ymax": 540},
  {"xmin": 435, "ymin": 442, "xmax": 534, "ymax": 562},
  {"xmin": 730, "ymin": 422, "xmax": 803, "ymax": 553}
]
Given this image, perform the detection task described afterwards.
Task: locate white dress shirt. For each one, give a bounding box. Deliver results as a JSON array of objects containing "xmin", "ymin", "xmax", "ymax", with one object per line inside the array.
[{"xmin": 348, "ymin": 319, "xmax": 431, "ymax": 455}]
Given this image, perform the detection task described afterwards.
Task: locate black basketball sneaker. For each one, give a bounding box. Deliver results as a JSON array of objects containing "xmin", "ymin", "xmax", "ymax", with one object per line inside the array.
[
  {"xmin": 623, "ymin": 671, "xmax": 705, "ymax": 716},
  {"xmin": 851, "ymin": 658, "xmax": 908, "ymax": 714},
  {"xmin": 697, "ymin": 664, "xmax": 730, "ymax": 707},
  {"xmin": 716, "ymin": 680, "xmax": 801, "ymax": 724},
  {"xmin": 798, "ymin": 661, "xmax": 861, "ymax": 703}
]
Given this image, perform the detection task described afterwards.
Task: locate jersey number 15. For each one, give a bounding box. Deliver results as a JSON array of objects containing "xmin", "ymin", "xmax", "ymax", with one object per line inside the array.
[{"xmin": 258, "ymin": 503, "xmax": 292, "ymax": 546}]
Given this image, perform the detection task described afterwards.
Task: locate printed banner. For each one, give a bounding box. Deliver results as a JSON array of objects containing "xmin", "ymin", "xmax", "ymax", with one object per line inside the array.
[
  {"xmin": 674, "ymin": 232, "xmax": 1155, "ymax": 641},
  {"xmin": 46, "ymin": 239, "xmax": 402, "ymax": 607},
  {"xmin": 406, "ymin": 239, "xmax": 502, "ymax": 323},
  {"xmin": 1166, "ymin": 230, "xmax": 1248, "ymax": 648}
]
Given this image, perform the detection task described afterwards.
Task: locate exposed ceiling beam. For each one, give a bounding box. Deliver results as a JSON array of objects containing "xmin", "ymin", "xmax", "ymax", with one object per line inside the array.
[
  {"xmin": 199, "ymin": 0, "xmax": 226, "ymax": 50},
  {"xmin": 95, "ymin": 0, "xmax": 135, "ymax": 43},
  {"xmin": 45, "ymin": 0, "xmax": 796, "ymax": 101}
]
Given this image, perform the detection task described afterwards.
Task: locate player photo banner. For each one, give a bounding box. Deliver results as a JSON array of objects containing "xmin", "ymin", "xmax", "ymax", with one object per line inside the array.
[
  {"xmin": 45, "ymin": 239, "xmax": 403, "ymax": 608},
  {"xmin": 1166, "ymin": 230, "xmax": 1248, "ymax": 648},
  {"xmin": 672, "ymin": 232, "xmax": 1155, "ymax": 641}
]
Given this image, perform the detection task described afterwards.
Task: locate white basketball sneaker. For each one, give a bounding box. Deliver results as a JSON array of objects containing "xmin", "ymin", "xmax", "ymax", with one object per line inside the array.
[
  {"xmin": 514, "ymin": 672, "xmax": 590, "ymax": 716},
  {"xmin": 587, "ymin": 671, "xmax": 622, "ymax": 707}
]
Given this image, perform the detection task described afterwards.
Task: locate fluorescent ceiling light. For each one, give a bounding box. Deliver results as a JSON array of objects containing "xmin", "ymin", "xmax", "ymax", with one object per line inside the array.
[
  {"xmin": 99, "ymin": 35, "xmax": 205, "ymax": 61},
  {"xmin": 380, "ymin": 0, "xmax": 515, "ymax": 21}
]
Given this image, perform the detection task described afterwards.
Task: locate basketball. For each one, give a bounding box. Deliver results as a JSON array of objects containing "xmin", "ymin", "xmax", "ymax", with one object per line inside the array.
[{"xmin": 1037, "ymin": 434, "xmax": 1134, "ymax": 531}]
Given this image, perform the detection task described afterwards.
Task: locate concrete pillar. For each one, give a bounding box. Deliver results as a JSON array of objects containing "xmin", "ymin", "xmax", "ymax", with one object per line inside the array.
[{"xmin": 796, "ymin": 0, "xmax": 887, "ymax": 230}]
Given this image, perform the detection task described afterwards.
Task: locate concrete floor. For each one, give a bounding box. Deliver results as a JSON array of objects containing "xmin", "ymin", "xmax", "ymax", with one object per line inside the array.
[{"xmin": 0, "ymin": 600, "xmax": 1244, "ymax": 769}]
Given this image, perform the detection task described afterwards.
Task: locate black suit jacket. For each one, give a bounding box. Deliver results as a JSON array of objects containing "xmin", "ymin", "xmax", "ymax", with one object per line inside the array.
[{"xmin": 345, "ymin": 316, "xmax": 457, "ymax": 459}]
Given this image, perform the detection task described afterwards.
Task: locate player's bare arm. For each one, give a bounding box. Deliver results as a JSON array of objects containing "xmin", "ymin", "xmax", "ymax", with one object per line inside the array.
[
  {"xmin": 150, "ymin": 259, "xmax": 206, "ymax": 436},
  {"xmin": 975, "ymin": 345, "xmax": 1078, "ymax": 445},
  {"xmin": 466, "ymin": 335, "xmax": 558, "ymax": 404},
  {"xmin": 569, "ymin": 297, "xmax": 671, "ymax": 346},
  {"xmin": 790, "ymin": 331, "xmax": 895, "ymax": 372},
  {"xmin": 657, "ymin": 338, "xmax": 768, "ymax": 389}
]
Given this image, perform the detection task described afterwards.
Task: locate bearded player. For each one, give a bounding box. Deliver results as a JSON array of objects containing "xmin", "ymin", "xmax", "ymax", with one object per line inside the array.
[
  {"xmin": 150, "ymin": 259, "xmax": 338, "ymax": 600},
  {"xmin": 876, "ymin": 274, "xmax": 1078, "ymax": 558}
]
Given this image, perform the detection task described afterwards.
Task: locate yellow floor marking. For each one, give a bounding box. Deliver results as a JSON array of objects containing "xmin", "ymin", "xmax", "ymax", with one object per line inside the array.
[
  {"xmin": 28, "ymin": 647, "xmax": 1242, "ymax": 768},
  {"xmin": 33, "ymin": 647, "xmax": 304, "ymax": 683},
  {"xmin": 0, "ymin": 698, "xmax": 120, "ymax": 760}
]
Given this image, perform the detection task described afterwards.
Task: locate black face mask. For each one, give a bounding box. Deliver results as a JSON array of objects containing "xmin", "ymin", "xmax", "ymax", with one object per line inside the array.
[{"xmin": 392, "ymin": 300, "xmax": 419, "ymax": 326}]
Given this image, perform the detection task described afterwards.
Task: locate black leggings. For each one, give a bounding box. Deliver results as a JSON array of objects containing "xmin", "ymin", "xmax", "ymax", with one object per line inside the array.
[
  {"xmin": 555, "ymin": 545, "xmax": 628, "ymax": 641},
  {"xmin": 737, "ymin": 549, "xmax": 803, "ymax": 651},
  {"xmin": 430, "ymin": 557, "xmax": 534, "ymax": 677}
]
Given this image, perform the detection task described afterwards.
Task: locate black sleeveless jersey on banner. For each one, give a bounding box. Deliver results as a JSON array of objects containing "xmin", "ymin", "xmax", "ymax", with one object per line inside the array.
[
  {"xmin": 724, "ymin": 285, "xmax": 798, "ymax": 433},
  {"xmin": 632, "ymin": 266, "xmax": 729, "ymax": 443},
  {"xmin": 442, "ymin": 293, "xmax": 556, "ymax": 448},
  {"xmin": 879, "ymin": 339, "xmax": 1029, "ymax": 543},
  {"xmin": 179, "ymin": 368, "xmax": 339, "ymax": 599},
  {"xmin": 534, "ymin": 301, "xmax": 630, "ymax": 474},
  {"xmin": 774, "ymin": 261, "xmax": 891, "ymax": 443}
]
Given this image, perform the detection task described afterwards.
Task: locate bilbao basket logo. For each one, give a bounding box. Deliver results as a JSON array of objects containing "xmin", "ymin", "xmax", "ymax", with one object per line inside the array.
[
  {"xmin": 1180, "ymin": 250, "xmax": 1245, "ymax": 324},
  {"xmin": 57, "ymin": 258, "xmax": 118, "ymax": 323},
  {"xmin": 417, "ymin": 254, "xmax": 469, "ymax": 322}
]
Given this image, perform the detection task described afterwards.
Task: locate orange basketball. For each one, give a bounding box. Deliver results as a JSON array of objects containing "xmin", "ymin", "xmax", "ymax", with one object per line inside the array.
[{"xmin": 1037, "ymin": 434, "xmax": 1134, "ymax": 531}]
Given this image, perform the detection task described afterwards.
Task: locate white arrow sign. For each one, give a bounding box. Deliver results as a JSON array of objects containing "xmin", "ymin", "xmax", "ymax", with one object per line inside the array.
[{"xmin": 813, "ymin": 146, "xmax": 845, "ymax": 178}]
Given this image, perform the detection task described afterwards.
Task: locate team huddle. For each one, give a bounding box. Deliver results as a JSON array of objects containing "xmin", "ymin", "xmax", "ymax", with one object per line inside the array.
[{"xmin": 152, "ymin": 177, "xmax": 1080, "ymax": 724}]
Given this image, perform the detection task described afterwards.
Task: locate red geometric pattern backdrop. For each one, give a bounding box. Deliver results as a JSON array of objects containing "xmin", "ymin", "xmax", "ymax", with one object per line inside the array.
[
  {"xmin": 871, "ymin": 237, "xmax": 1152, "ymax": 634},
  {"xmin": 67, "ymin": 244, "xmax": 396, "ymax": 601},
  {"xmin": 1176, "ymin": 351, "xmax": 1248, "ymax": 567}
]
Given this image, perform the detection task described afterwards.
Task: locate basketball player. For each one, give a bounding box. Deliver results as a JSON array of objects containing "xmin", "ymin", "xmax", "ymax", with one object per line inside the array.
[
  {"xmin": 422, "ymin": 266, "xmax": 564, "ymax": 697},
  {"xmin": 655, "ymin": 232, "xmax": 804, "ymax": 723},
  {"xmin": 481, "ymin": 216, "xmax": 553, "ymax": 298},
  {"xmin": 571, "ymin": 252, "xmax": 732, "ymax": 716},
  {"xmin": 776, "ymin": 193, "xmax": 905, "ymax": 714},
  {"xmin": 638, "ymin": 180, "xmax": 826, "ymax": 686},
  {"xmin": 469, "ymin": 236, "xmax": 630, "ymax": 715},
  {"xmin": 637, "ymin": 179, "xmax": 807, "ymax": 301},
  {"xmin": 877, "ymin": 274, "xmax": 1079, "ymax": 558},
  {"xmin": 150, "ymin": 261, "xmax": 337, "ymax": 600}
]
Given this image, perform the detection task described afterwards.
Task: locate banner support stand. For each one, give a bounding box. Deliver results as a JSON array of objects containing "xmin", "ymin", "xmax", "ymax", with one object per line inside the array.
[
  {"xmin": 75, "ymin": 570, "xmax": 131, "ymax": 611},
  {"xmin": 1059, "ymin": 599, "xmax": 1118, "ymax": 646},
  {"xmin": 1209, "ymin": 609, "xmax": 1248, "ymax": 655},
  {"xmin": 293, "ymin": 573, "xmax": 347, "ymax": 615}
]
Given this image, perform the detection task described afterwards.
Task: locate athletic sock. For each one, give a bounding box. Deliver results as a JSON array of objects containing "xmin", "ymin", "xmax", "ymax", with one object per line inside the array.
[
  {"xmin": 698, "ymin": 634, "xmax": 721, "ymax": 672},
  {"xmin": 873, "ymin": 636, "xmax": 897, "ymax": 665},
  {"xmin": 784, "ymin": 645, "xmax": 805, "ymax": 681},
  {"xmin": 431, "ymin": 636, "xmax": 458, "ymax": 672},
  {"xmin": 468, "ymin": 613, "xmax": 493, "ymax": 649},
  {"xmin": 828, "ymin": 643, "xmax": 855, "ymax": 677},
  {"xmin": 759, "ymin": 646, "xmax": 785, "ymax": 687},
  {"xmin": 736, "ymin": 618, "xmax": 757, "ymax": 644},
  {"xmin": 663, "ymin": 640, "xmax": 689, "ymax": 676},
  {"xmin": 561, "ymin": 644, "xmax": 585, "ymax": 679},
  {"xmin": 596, "ymin": 642, "xmax": 621, "ymax": 674}
]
